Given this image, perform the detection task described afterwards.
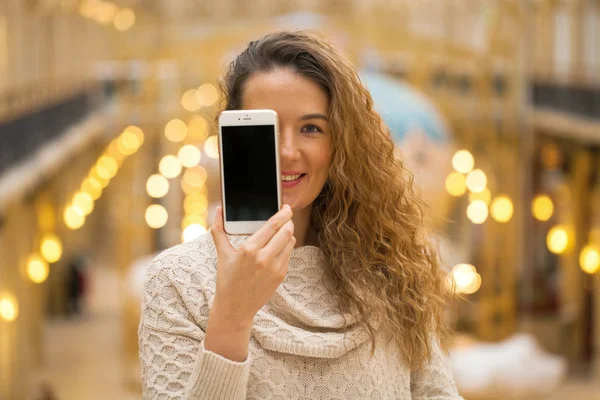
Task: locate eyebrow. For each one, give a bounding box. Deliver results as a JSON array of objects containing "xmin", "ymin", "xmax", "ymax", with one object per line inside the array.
[{"xmin": 299, "ymin": 113, "xmax": 329, "ymax": 122}]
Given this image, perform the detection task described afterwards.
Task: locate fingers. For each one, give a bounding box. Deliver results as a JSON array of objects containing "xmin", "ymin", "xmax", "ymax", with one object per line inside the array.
[
  {"xmin": 245, "ymin": 205, "xmax": 293, "ymax": 250},
  {"xmin": 274, "ymin": 234, "xmax": 296, "ymax": 269},
  {"xmin": 210, "ymin": 207, "xmax": 233, "ymax": 256},
  {"xmin": 261, "ymin": 220, "xmax": 295, "ymax": 261}
]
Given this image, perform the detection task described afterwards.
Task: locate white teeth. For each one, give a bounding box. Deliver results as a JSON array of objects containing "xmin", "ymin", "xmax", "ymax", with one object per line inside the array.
[{"xmin": 282, "ymin": 174, "xmax": 302, "ymax": 182}]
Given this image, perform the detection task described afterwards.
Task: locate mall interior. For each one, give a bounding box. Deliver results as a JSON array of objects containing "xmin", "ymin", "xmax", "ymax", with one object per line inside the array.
[{"xmin": 1, "ymin": 0, "xmax": 600, "ymax": 399}]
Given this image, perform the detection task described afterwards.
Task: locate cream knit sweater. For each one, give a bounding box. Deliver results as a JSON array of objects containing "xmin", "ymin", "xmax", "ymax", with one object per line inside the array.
[{"xmin": 138, "ymin": 232, "xmax": 463, "ymax": 400}]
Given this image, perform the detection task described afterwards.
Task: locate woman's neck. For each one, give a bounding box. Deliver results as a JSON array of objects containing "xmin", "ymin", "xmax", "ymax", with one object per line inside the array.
[{"xmin": 291, "ymin": 206, "xmax": 313, "ymax": 248}]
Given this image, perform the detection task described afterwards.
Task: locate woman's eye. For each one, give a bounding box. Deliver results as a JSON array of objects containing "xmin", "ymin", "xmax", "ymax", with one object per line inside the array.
[{"xmin": 301, "ymin": 124, "xmax": 322, "ymax": 134}]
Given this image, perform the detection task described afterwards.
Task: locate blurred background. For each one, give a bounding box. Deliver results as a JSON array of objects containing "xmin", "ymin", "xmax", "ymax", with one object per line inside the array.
[{"xmin": 0, "ymin": 0, "xmax": 599, "ymax": 399}]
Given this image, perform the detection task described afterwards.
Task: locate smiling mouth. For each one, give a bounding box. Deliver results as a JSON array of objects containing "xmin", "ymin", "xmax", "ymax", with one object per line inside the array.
[{"xmin": 282, "ymin": 173, "xmax": 306, "ymax": 182}]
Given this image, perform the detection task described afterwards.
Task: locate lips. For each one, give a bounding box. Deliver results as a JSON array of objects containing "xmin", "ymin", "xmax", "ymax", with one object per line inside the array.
[{"xmin": 281, "ymin": 171, "xmax": 305, "ymax": 188}]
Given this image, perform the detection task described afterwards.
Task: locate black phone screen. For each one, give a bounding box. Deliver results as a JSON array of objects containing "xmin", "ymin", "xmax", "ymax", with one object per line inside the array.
[{"xmin": 221, "ymin": 125, "xmax": 279, "ymax": 221}]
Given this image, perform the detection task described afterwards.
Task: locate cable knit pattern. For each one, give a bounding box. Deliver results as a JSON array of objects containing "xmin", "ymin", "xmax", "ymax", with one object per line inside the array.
[{"xmin": 138, "ymin": 232, "xmax": 463, "ymax": 400}]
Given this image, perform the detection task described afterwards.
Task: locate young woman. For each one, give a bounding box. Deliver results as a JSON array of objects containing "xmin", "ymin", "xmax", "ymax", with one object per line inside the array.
[{"xmin": 139, "ymin": 31, "xmax": 462, "ymax": 399}]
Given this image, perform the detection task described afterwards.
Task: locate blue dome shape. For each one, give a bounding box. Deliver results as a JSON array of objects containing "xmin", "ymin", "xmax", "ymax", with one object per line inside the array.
[{"xmin": 360, "ymin": 71, "xmax": 451, "ymax": 144}]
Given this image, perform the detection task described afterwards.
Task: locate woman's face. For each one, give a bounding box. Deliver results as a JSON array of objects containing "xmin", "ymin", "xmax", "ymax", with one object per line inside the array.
[{"xmin": 241, "ymin": 68, "xmax": 332, "ymax": 213}]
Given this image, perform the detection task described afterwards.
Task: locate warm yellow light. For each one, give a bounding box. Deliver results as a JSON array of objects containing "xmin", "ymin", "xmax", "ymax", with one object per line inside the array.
[
  {"xmin": 182, "ymin": 214, "xmax": 206, "ymax": 229},
  {"xmin": 27, "ymin": 254, "xmax": 50, "ymax": 284},
  {"xmin": 40, "ymin": 234, "xmax": 63, "ymax": 263},
  {"xmin": 204, "ymin": 135, "xmax": 219, "ymax": 159},
  {"xmin": 182, "ymin": 224, "xmax": 207, "ymax": 243},
  {"xmin": 114, "ymin": 8, "xmax": 135, "ymax": 32},
  {"xmin": 145, "ymin": 204, "xmax": 168, "ymax": 229},
  {"xmin": 89, "ymin": 169, "xmax": 110, "ymax": 189},
  {"xmin": 177, "ymin": 145, "xmax": 202, "ymax": 168},
  {"xmin": 73, "ymin": 191, "xmax": 94, "ymax": 216},
  {"xmin": 445, "ymin": 172, "xmax": 467, "ymax": 196},
  {"xmin": 119, "ymin": 129, "xmax": 141, "ymax": 155},
  {"xmin": 532, "ymin": 195, "xmax": 554, "ymax": 221},
  {"xmin": 184, "ymin": 194, "xmax": 208, "ymax": 215},
  {"xmin": 0, "ymin": 293, "xmax": 18, "ymax": 322},
  {"xmin": 467, "ymin": 200, "xmax": 489, "ymax": 224},
  {"xmin": 98, "ymin": 155, "xmax": 118, "ymax": 178},
  {"xmin": 452, "ymin": 150, "xmax": 475, "ymax": 174},
  {"xmin": 81, "ymin": 178, "xmax": 103, "ymax": 200},
  {"xmin": 181, "ymin": 166, "xmax": 207, "ymax": 195},
  {"xmin": 462, "ymin": 273, "xmax": 482, "ymax": 294},
  {"xmin": 196, "ymin": 84, "xmax": 219, "ymax": 107},
  {"xmin": 64, "ymin": 206, "xmax": 85, "ymax": 230},
  {"xmin": 181, "ymin": 89, "xmax": 202, "ymax": 112},
  {"xmin": 146, "ymin": 174, "xmax": 170, "ymax": 198},
  {"xmin": 490, "ymin": 195, "xmax": 514, "ymax": 223},
  {"xmin": 547, "ymin": 225, "xmax": 570, "ymax": 254},
  {"xmin": 187, "ymin": 116, "xmax": 209, "ymax": 141},
  {"xmin": 580, "ymin": 245, "xmax": 600, "ymax": 274},
  {"xmin": 452, "ymin": 264, "xmax": 480, "ymax": 294},
  {"xmin": 124, "ymin": 125, "xmax": 144, "ymax": 147},
  {"xmin": 165, "ymin": 119, "xmax": 188, "ymax": 143},
  {"xmin": 94, "ymin": 1, "xmax": 118, "ymax": 25},
  {"xmin": 468, "ymin": 188, "xmax": 492, "ymax": 205},
  {"xmin": 158, "ymin": 155, "xmax": 182, "ymax": 179},
  {"xmin": 466, "ymin": 169, "xmax": 487, "ymax": 193}
]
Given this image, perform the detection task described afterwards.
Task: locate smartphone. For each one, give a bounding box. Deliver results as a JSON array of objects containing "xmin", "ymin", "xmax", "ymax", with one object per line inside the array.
[{"xmin": 218, "ymin": 109, "xmax": 282, "ymax": 235}]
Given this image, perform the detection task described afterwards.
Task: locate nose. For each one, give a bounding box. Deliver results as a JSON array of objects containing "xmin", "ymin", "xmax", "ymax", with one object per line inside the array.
[{"xmin": 279, "ymin": 126, "xmax": 299, "ymax": 161}]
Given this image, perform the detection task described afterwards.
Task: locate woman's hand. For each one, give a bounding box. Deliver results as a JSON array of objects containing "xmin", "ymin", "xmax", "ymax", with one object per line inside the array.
[{"xmin": 210, "ymin": 205, "xmax": 296, "ymax": 330}]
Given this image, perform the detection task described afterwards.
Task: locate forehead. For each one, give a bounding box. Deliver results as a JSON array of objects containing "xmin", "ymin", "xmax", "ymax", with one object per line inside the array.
[{"xmin": 241, "ymin": 68, "xmax": 329, "ymax": 118}]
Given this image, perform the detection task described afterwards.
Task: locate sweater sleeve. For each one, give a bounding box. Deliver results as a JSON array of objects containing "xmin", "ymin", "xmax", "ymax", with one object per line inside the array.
[
  {"xmin": 410, "ymin": 336, "xmax": 463, "ymax": 400},
  {"xmin": 138, "ymin": 253, "xmax": 252, "ymax": 400}
]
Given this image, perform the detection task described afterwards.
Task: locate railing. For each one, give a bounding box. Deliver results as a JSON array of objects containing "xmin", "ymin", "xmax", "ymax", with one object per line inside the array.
[
  {"xmin": 0, "ymin": 81, "xmax": 115, "ymax": 176},
  {"xmin": 532, "ymin": 82, "xmax": 600, "ymax": 120}
]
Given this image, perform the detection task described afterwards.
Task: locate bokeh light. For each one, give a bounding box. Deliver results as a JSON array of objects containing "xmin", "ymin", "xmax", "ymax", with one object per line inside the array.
[
  {"xmin": 165, "ymin": 119, "xmax": 188, "ymax": 143},
  {"xmin": 64, "ymin": 206, "xmax": 85, "ymax": 230},
  {"xmin": 203, "ymin": 136, "xmax": 219, "ymax": 159},
  {"xmin": 181, "ymin": 89, "xmax": 202, "ymax": 112},
  {"xmin": 532, "ymin": 195, "xmax": 554, "ymax": 221},
  {"xmin": 182, "ymin": 214, "xmax": 206, "ymax": 229},
  {"xmin": 0, "ymin": 293, "xmax": 18, "ymax": 322},
  {"xmin": 146, "ymin": 174, "xmax": 170, "ymax": 198},
  {"xmin": 187, "ymin": 116, "xmax": 209, "ymax": 141},
  {"xmin": 159, "ymin": 155, "xmax": 182, "ymax": 179},
  {"xmin": 580, "ymin": 245, "xmax": 600, "ymax": 274},
  {"xmin": 114, "ymin": 8, "xmax": 135, "ymax": 32},
  {"xmin": 177, "ymin": 145, "xmax": 202, "ymax": 168},
  {"xmin": 466, "ymin": 169, "xmax": 487, "ymax": 193},
  {"xmin": 445, "ymin": 172, "xmax": 467, "ymax": 196},
  {"xmin": 72, "ymin": 191, "xmax": 94, "ymax": 216},
  {"xmin": 196, "ymin": 84, "xmax": 219, "ymax": 107},
  {"xmin": 184, "ymin": 194, "xmax": 208, "ymax": 215},
  {"xmin": 145, "ymin": 204, "xmax": 168, "ymax": 229},
  {"xmin": 467, "ymin": 200, "xmax": 489, "ymax": 224},
  {"xmin": 452, "ymin": 150, "xmax": 475, "ymax": 174},
  {"xmin": 547, "ymin": 225, "xmax": 570, "ymax": 254},
  {"xmin": 468, "ymin": 188, "xmax": 492, "ymax": 205},
  {"xmin": 40, "ymin": 234, "xmax": 63, "ymax": 263},
  {"xmin": 27, "ymin": 254, "xmax": 50, "ymax": 284},
  {"xmin": 182, "ymin": 224, "xmax": 207, "ymax": 243},
  {"xmin": 490, "ymin": 195, "xmax": 514, "ymax": 223},
  {"xmin": 81, "ymin": 178, "xmax": 103, "ymax": 200},
  {"xmin": 452, "ymin": 264, "xmax": 481, "ymax": 295},
  {"xmin": 181, "ymin": 166, "xmax": 207, "ymax": 192}
]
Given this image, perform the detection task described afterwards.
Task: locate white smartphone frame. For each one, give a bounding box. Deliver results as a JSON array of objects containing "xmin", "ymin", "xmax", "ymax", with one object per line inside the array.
[{"xmin": 218, "ymin": 109, "xmax": 282, "ymax": 235}]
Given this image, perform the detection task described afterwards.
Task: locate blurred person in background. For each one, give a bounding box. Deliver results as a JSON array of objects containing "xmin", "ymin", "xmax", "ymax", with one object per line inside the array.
[
  {"xmin": 138, "ymin": 31, "xmax": 462, "ymax": 399},
  {"xmin": 64, "ymin": 254, "xmax": 88, "ymax": 316}
]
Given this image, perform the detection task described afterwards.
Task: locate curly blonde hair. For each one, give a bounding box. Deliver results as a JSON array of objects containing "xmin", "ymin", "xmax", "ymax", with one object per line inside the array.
[{"xmin": 220, "ymin": 30, "xmax": 453, "ymax": 370}]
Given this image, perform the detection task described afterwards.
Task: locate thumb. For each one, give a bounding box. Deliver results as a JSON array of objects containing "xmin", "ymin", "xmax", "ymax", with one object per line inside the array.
[{"xmin": 211, "ymin": 206, "xmax": 233, "ymax": 256}]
